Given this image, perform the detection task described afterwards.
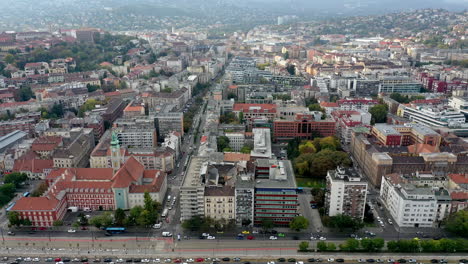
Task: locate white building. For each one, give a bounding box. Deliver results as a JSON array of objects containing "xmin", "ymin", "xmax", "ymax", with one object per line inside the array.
[
  {"xmin": 325, "ymin": 167, "xmax": 368, "ymax": 219},
  {"xmin": 225, "ymin": 132, "xmax": 245, "ymax": 152},
  {"xmin": 250, "ymin": 128, "xmax": 272, "ymax": 159},
  {"xmin": 380, "ymin": 174, "xmax": 439, "ymax": 228},
  {"xmin": 399, "ymin": 105, "xmax": 466, "ymax": 128}
]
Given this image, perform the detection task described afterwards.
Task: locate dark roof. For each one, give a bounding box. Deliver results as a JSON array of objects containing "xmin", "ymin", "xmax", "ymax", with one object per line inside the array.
[{"xmin": 204, "ymin": 185, "xmax": 235, "ymax": 197}]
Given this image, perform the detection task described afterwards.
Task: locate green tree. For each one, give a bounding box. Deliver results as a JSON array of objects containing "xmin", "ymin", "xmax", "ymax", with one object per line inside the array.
[
  {"xmin": 4, "ymin": 172, "xmax": 28, "ymax": 188},
  {"xmin": 340, "ymin": 238, "xmax": 360, "ymax": 252},
  {"xmin": 261, "ymin": 219, "xmax": 274, "ymax": 231},
  {"xmin": 327, "ymin": 242, "xmax": 336, "ymax": 251},
  {"xmin": 240, "ymin": 145, "xmax": 252, "ymax": 154},
  {"xmin": 217, "ymin": 136, "xmax": 231, "ymax": 152},
  {"xmin": 136, "ymin": 210, "xmax": 153, "ymax": 227},
  {"xmin": 298, "ymin": 141, "xmax": 316, "ymax": 154},
  {"xmin": 289, "ymin": 216, "xmax": 309, "ymax": 231},
  {"xmin": 319, "ymin": 136, "xmax": 340, "ymax": 151},
  {"xmin": 22, "ymin": 218, "xmax": 32, "ymax": 226},
  {"xmin": 445, "ymin": 210, "xmax": 468, "ymax": 237},
  {"xmin": 127, "ymin": 206, "xmax": 143, "ymax": 226},
  {"xmin": 317, "ymin": 241, "xmax": 327, "ymax": 251},
  {"xmin": 327, "ymin": 214, "xmax": 364, "ymax": 231},
  {"xmin": 438, "ymin": 238, "xmax": 457, "ymax": 253},
  {"xmin": 286, "ymin": 64, "xmax": 296, "ymax": 75},
  {"xmin": 53, "ymin": 220, "xmax": 64, "ymax": 226},
  {"xmin": 182, "ymin": 215, "xmax": 204, "ymax": 231},
  {"xmin": 31, "ymin": 181, "xmax": 48, "ymax": 197},
  {"xmin": 79, "ymin": 213, "xmax": 89, "ymax": 226},
  {"xmin": 386, "ymin": 240, "xmax": 399, "ymax": 252},
  {"xmin": 8, "ymin": 211, "xmax": 21, "ymax": 227},
  {"xmin": 114, "ymin": 208, "xmax": 126, "ymax": 227},
  {"xmin": 298, "ymin": 241, "xmax": 309, "ymax": 251},
  {"xmin": 308, "ymin": 103, "xmax": 323, "ymax": 112},
  {"xmin": 420, "ymin": 239, "xmax": 439, "ymax": 252},
  {"xmin": 4, "ymin": 54, "xmax": 15, "ymax": 64},
  {"xmin": 369, "ymin": 104, "xmax": 388, "ymax": 124}
]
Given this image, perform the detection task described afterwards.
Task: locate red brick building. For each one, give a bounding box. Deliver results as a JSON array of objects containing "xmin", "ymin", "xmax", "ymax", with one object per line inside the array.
[
  {"xmin": 273, "ymin": 113, "xmax": 335, "ymax": 141},
  {"xmin": 11, "ymin": 157, "xmax": 167, "ymax": 227},
  {"xmin": 233, "ymin": 103, "xmax": 277, "ymax": 128}
]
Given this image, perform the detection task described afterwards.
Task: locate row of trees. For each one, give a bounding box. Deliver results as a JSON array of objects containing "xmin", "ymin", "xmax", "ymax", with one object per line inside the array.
[
  {"xmin": 89, "ymin": 192, "xmax": 162, "ymax": 228},
  {"xmin": 445, "ymin": 210, "xmax": 468, "ymax": 237},
  {"xmin": 390, "ymin": 93, "xmax": 426, "ymax": 104},
  {"xmin": 322, "ymin": 214, "xmax": 364, "ymax": 231},
  {"xmin": 290, "ymin": 137, "xmax": 352, "ymax": 178},
  {"xmin": 300, "ymin": 238, "xmax": 467, "ymax": 253},
  {"xmin": 182, "ymin": 215, "xmax": 236, "ymax": 232}
]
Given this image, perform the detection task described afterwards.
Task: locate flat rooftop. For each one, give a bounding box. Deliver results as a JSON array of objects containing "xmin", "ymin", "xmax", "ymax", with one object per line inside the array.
[{"xmin": 255, "ymin": 160, "xmax": 297, "ymax": 189}]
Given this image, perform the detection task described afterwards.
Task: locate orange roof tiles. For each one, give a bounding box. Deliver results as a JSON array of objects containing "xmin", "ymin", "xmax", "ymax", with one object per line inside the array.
[
  {"xmin": 112, "ymin": 156, "xmax": 144, "ymax": 188},
  {"xmin": 224, "ymin": 153, "xmax": 251, "ymax": 162},
  {"xmin": 12, "ymin": 196, "xmax": 59, "ymax": 211},
  {"xmin": 13, "ymin": 159, "xmax": 54, "ymax": 174},
  {"xmin": 320, "ymin": 102, "xmax": 339, "ymax": 108},
  {"xmin": 448, "ymin": 174, "xmax": 468, "ymax": 184},
  {"xmin": 450, "ymin": 191, "xmax": 468, "ymax": 200}
]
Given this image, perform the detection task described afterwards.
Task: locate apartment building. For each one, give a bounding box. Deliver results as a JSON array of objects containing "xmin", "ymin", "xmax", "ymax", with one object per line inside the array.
[
  {"xmin": 154, "ymin": 112, "xmax": 184, "ymax": 141},
  {"xmin": 325, "ymin": 167, "xmax": 368, "ymax": 219},
  {"xmin": 337, "ymin": 98, "xmax": 378, "ymax": 112},
  {"xmin": 225, "ymin": 132, "xmax": 245, "ymax": 152},
  {"xmin": 204, "ymin": 185, "xmax": 236, "ymax": 221},
  {"xmin": 371, "ymin": 123, "xmax": 441, "ymax": 147},
  {"xmin": 398, "ymin": 104, "xmax": 466, "ymax": 128}
]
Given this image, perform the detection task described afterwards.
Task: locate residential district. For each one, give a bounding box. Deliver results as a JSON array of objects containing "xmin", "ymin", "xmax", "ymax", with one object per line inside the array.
[{"xmin": 0, "ymin": 7, "xmax": 466, "ymax": 262}]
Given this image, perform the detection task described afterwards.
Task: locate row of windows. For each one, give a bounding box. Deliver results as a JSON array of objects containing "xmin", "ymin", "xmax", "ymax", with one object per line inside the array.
[{"xmin": 68, "ymin": 199, "xmax": 113, "ymax": 204}]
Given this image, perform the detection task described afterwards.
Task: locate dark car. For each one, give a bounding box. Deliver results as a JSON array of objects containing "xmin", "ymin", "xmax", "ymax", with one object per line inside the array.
[
  {"xmin": 431, "ymin": 260, "xmax": 439, "ymax": 263},
  {"xmin": 271, "ymin": 230, "xmax": 278, "ymax": 234},
  {"xmin": 288, "ymin": 259, "xmax": 296, "ymax": 263},
  {"xmin": 336, "ymin": 259, "xmax": 344, "ymax": 263},
  {"xmin": 398, "ymin": 259, "xmax": 407, "ymax": 263},
  {"xmin": 308, "ymin": 259, "xmax": 315, "ymax": 263},
  {"xmin": 81, "ymin": 259, "xmax": 88, "ymax": 262},
  {"xmin": 63, "ymin": 258, "xmax": 71, "ymax": 262},
  {"xmin": 277, "ymin": 259, "xmax": 285, "ymax": 263},
  {"xmin": 292, "ymin": 236, "xmax": 299, "ymax": 240},
  {"xmin": 243, "ymin": 262, "xmax": 251, "ymax": 264},
  {"xmin": 222, "ymin": 258, "xmax": 230, "ymax": 262},
  {"xmin": 125, "ymin": 260, "xmax": 132, "ymax": 263},
  {"xmin": 133, "ymin": 259, "xmax": 142, "ymax": 263},
  {"xmin": 103, "ymin": 259, "xmax": 112, "ymax": 263},
  {"xmin": 367, "ymin": 260, "xmax": 375, "ymax": 263}
]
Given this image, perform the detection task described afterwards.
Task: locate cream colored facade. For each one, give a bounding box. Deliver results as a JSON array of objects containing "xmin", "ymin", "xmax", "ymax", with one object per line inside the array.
[{"xmin": 204, "ymin": 188, "xmax": 235, "ymax": 221}]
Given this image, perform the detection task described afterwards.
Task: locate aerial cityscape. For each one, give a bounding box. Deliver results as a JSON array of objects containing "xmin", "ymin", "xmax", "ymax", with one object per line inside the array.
[{"xmin": 0, "ymin": 0, "xmax": 467, "ymax": 263}]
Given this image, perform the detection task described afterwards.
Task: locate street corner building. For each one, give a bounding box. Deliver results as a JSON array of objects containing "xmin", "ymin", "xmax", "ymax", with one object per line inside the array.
[{"xmin": 10, "ymin": 156, "xmax": 167, "ymax": 227}]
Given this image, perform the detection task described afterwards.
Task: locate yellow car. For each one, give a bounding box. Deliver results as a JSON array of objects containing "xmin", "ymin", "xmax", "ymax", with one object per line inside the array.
[{"xmin": 241, "ymin": 230, "xmax": 250, "ymax": 234}]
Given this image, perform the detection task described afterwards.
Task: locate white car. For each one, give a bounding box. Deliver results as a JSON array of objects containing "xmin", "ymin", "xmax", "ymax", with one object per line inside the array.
[
  {"xmin": 310, "ymin": 236, "xmax": 316, "ymax": 240},
  {"xmin": 328, "ymin": 259, "xmax": 334, "ymax": 262},
  {"xmin": 186, "ymin": 259, "xmax": 194, "ymax": 263},
  {"xmin": 268, "ymin": 262, "xmax": 276, "ymax": 264},
  {"xmin": 252, "ymin": 230, "xmax": 259, "ymax": 234},
  {"xmin": 67, "ymin": 229, "xmax": 76, "ymax": 233},
  {"xmin": 269, "ymin": 236, "xmax": 278, "ymax": 240},
  {"xmin": 164, "ymin": 259, "xmax": 172, "ymax": 263},
  {"xmin": 319, "ymin": 236, "xmax": 326, "ymax": 241},
  {"xmin": 207, "ymin": 236, "xmax": 216, "ymax": 240},
  {"xmin": 153, "ymin": 223, "xmax": 162, "ymax": 229},
  {"xmin": 153, "ymin": 259, "xmax": 161, "ymax": 263},
  {"xmin": 32, "ymin": 258, "xmax": 40, "ymax": 262},
  {"xmin": 358, "ymin": 259, "xmax": 365, "ymax": 263},
  {"xmin": 202, "ymin": 233, "xmax": 210, "ymax": 237},
  {"xmin": 116, "ymin": 259, "xmax": 124, "ymax": 263},
  {"xmin": 408, "ymin": 260, "xmax": 417, "ymax": 263},
  {"xmin": 387, "ymin": 260, "xmax": 395, "ymax": 263},
  {"xmin": 25, "ymin": 258, "xmax": 32, "ymax": 262},
  {"xmin": 142, "ymin": 259, "xmax": 150, "ymax": 263}
]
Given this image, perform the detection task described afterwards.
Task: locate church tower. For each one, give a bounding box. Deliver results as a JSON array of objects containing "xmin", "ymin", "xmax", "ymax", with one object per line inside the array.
[{"xmin": 110, "ymin": 132, "xmax": 121, "ymax": 173}]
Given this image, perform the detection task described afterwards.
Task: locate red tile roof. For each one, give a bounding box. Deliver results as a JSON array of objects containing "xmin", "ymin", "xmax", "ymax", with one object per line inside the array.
[
  {"xmin": 320, "ymin": 102, "xmax": 339, "ymax": 108},
  {"xmin": 129, "ymin": 170, "xmax": 166, "ymax": 193},
  {"xmin": 13, "ymin": 159, "xmax": 54, "ymax": 174},
  {"xmin": 72, "ymin": 168, "xmax": 114, "ymax": 181},
  {"xmin": 448, "ymin": 174, "xmax": 468, "ymax": 184},
  {"xmin": 450, "ymin": 191, "xmax": 468, "ymax": 200},
  {"xmin": 12, "ymin": 196, "xmax": 59, "ymax": 211},
  {"xmin": 112, "ymin": 156, "xmax": 144, "ymax": 188}
]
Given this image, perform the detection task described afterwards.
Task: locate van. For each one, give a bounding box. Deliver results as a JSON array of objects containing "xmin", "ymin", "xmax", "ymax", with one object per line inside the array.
[
  {"xmin": 162, "ymin": 232, "xmax": 172, "ymax": 237},
  {"xmin": 83, "ymin": 207, "xmax": 91, "ymax": 212}
]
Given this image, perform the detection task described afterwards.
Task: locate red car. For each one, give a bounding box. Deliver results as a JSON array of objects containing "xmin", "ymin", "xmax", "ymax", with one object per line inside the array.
[
  {"xmin": 247, "ymin": 235, "xmax": 255, "ymax": 240},
  {"xmin": 81, "ymin": 226, "xmax": 87, "ymax": 230},
  {"xmin": 39, "ymin": 227, "xmax": 47, "ymax": 230},
  {"xmin": 55, "ymin": 258, "xmax": 62, "ymax": 262},
  {"xmin": 196, "ymin": 258, "xmax": 204, "ymax": 262},
  {"xmin": 174, "ymin": 259, "xmax": 181, "ymax": 263}
]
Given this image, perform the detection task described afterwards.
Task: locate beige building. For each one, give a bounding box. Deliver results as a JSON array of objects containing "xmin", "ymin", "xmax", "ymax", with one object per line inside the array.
[{"xmin": 204, "ymin": 185, "xmax": 235, "ymax": 221}]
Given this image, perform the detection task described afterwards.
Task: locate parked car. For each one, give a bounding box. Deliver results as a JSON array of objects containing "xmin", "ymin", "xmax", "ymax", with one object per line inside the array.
[
  {"xmin": 269, "ymin": 236, "xmax": 278, "ymax": 240},
  {"xmin": 67, "ymin": 229, "xmax": 76, "ymax": 233}
]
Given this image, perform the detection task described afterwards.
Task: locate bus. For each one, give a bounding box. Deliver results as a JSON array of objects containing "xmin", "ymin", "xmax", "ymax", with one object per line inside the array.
[
  {"xmin": 161, "ymin": 208, "xmax": 168, "ymax": 218},
  {"xmin": 105, "ymin": 227, "xmax": 126, "ymax": 234},
  {"xmin": 23, "ymin": 192, "xmax": 30, "ymax": 197},
  {"xmin": 5, "ymin": 202, "xmax": 15, "ymax": 212}
]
